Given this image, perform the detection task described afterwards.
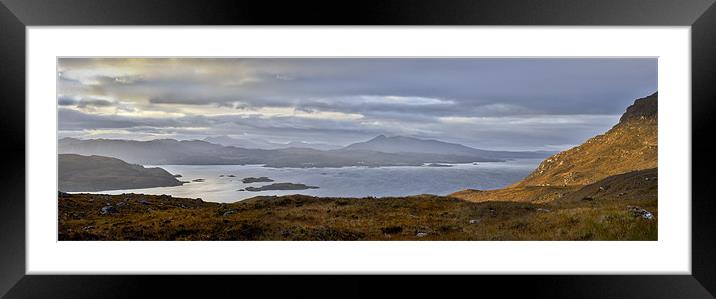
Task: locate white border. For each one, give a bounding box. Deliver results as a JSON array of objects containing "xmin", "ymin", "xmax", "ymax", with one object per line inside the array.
[{"xmin": 27, "ymin": 27, "xmax": 690, "ymax": 274}]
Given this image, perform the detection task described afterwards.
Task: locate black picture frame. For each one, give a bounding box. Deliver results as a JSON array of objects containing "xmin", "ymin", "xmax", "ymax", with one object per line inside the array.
[{"xmin": 1, "ymin": 0, "xmax": 715, "ymax": 297}]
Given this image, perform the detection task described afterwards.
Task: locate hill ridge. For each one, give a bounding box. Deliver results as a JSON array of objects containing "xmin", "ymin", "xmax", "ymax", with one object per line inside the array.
[
  {"xmin": 59, "ymin": 154, "xmax": 182, "ymax": 192},
  {"xmin": 515, "ymin": 92, "xmax": 657, "ymax": 187},
  {"xmin": 452, "ymin": 92, "xmax": 657, "ymax": 202}
]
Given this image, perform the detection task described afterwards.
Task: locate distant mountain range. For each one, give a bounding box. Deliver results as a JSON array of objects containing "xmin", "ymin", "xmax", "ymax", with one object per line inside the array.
[
  {"xmin": 58, "ymin": 135, "xmax": 552, "ymax": 168},
  {"xmin": 203, "ymin": 135, "xmax": 342, "ymax": 151},
  {"xmin": 345, "ymin": 135, "xmax": 551, "ymax": 159},
  {"xmin": 59, "ymin": 154, "xmax": 182, "ymax": 192}
]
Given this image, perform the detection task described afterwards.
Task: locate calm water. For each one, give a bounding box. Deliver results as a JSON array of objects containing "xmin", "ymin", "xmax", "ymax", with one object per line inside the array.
[{"xmin": 91, "ymin": 159, "xmax": 541, "ymax": 203}]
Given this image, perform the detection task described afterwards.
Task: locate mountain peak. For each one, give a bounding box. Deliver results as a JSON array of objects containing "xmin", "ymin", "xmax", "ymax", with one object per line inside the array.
[{"xmin": 619, "ymin": 92, "xmax": 657, "ymax": 124}]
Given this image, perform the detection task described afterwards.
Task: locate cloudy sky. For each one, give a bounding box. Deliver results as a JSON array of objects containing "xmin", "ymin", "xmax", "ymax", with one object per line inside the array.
[{"xmin": 57, "ymin": 58, "xmax": 657, "ymax": 151}]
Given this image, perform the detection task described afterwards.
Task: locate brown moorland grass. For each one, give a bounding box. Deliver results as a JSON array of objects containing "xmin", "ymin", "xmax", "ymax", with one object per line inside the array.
[{"xmin": 58, "ymin": 186, "xmax": 656, "ymax": 241}]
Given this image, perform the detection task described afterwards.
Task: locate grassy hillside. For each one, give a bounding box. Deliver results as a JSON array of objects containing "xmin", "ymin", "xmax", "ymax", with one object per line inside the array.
[
  {"xmin": 452, "ymin": 93, "xmax": 657, "ymax": 203},
  {"xmin": 516, "ymin": 118, "xmax": 656, "ymax": 188},
  {"xmin": 517, "ymin": 92, "xmax": 657, "ymax": 188}
]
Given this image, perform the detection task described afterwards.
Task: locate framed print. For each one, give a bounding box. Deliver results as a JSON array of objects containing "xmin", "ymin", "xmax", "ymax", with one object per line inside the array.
[{"xmin": 1, "ymin": 0, "xmax": 715, "ymax": 297}]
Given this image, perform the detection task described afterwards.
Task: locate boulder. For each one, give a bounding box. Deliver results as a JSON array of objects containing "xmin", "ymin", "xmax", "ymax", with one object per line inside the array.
[
  {"xmin": 381, "ymin": 226, "xmax": 403, "ymax": 234},
  {"xmin": 100, "ymin": 206, "xmax": 118, "ymax": 215},
  {"xmin": 627, "ymin": 206, "xmax": 654, "ymax": 219}
]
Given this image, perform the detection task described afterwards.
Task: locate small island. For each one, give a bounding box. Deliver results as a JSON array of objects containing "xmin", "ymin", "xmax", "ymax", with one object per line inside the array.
[
  {"xmin": 192, "ymin": 178, "xmax": 205, "ymax": 182},
  {"xmin": 244, "ymin": 183, "xmax": 319, "ymax": 192},
  {"xmin": 241, "ymin": 176, "xmax": 274, "ymax": 183},
  {"xmin": 426, "ymin": 163, "xmax": 452, "ymax": 167}
]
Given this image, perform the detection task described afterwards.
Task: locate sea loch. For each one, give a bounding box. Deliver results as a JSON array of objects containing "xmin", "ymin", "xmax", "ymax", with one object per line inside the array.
[{"xmin": 89, "ymin": 159, "xmax": 541, "ymax": 202}]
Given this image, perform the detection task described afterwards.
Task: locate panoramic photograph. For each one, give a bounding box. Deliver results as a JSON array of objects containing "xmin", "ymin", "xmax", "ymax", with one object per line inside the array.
[{"xmin": 57, "ymin": 58, "xmax": 658, "ymax": 240}]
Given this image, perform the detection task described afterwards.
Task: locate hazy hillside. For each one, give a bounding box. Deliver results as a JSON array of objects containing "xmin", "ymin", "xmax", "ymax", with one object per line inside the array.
[
  {"xmin": 203, "ymin": 135, "xmax": 283, "ymax": 150},
  {"xmin": 59, "ymin": 135, "xmax": 550, "ymax": 167},
  {"xmin": 59, "ymin": 138, "xmax": 266, "ymax": 165},
  {"xmin": 203, "ymin": 135, "xmax": 342, "ymax": 150},
  {"xmin": 344, "ymin": 135, "xmax": 551, "ymax": 159},
  {"xmin": 283, "ymin": 141, "xmax": 343, "ymax": 151},
  {"xmin": 59, "ymin": 154, "xmax": 183, "ymax": 192}
]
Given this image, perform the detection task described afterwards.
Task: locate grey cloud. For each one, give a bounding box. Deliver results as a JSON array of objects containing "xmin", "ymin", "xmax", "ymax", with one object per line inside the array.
[
  {"xmin": 78, "ymin": 99, "xmax": 114, "ymax": 108},
  {"xmin": 57, "ymin": 58, "xmax": 657, "ymax": 150},
  {"xmin": 58, "ymin": 96, "xmax": 78, "ymax": 106},
  {"xmin": 57, "ymin": 96, "xmax": 115, "ymax": 108},
  {"xmin": 59, "ymin": 108, "xmax": 192, "ymax": 130},
  {"xmin": 59, "ymin": 58, "xmax": 657, "ymax": 115}
]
